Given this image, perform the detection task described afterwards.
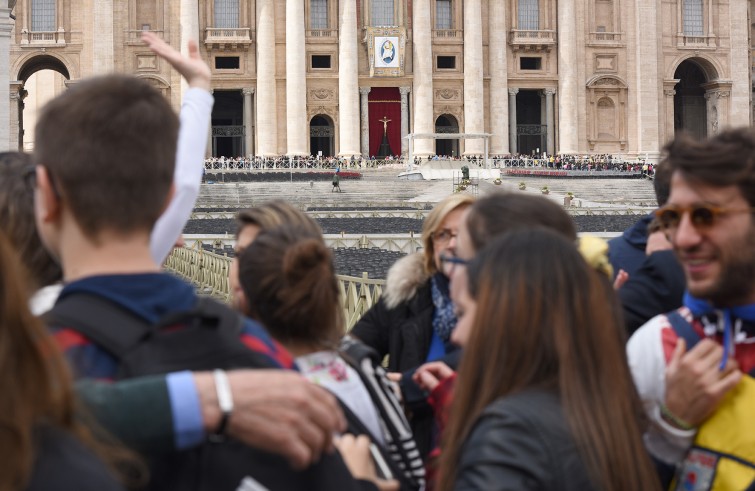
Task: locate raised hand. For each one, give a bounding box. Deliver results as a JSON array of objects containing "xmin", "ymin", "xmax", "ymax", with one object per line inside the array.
[{"xmin": 141, "ymin": 31, "xmax": 211, "ymax": 91}]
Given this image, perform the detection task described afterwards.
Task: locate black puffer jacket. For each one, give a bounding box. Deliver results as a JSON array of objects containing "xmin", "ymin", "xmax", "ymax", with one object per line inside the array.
[
  {"xmin": 352, "ymin": 253, "xmax": 460, "ymax": 460},
  {"xmin": 454, "ymin": 389, "xmax": 596, "ymax": 491}
]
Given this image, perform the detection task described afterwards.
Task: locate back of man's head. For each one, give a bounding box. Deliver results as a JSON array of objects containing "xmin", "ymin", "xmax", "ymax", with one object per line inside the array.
[
  {"xmin": 659, "ymin": 128, "xmax": 755, "ymax": 207},
  {"xmin": 33, "ymin": 74, "xmax": 179, "ymax": 240}
]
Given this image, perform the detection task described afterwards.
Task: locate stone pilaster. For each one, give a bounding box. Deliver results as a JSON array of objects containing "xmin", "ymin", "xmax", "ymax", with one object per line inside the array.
[
  {"xmin": 488, "ymin": 1, "xmax": 508, "ymax": 155},
  {"xmin": 728, "ymin": 0, "xmax": 749, "ymax": 126},
  {"xmin": 399, "ymin": 86, "xmax": 411, "ymax": 155},
  {"xmin": 286, "ymin": 0, "xmax": 307, "ymax": 155},
  {"xmin": 0, "ymin": 7, "xmax": 12, "ymax": 151},
  {"xmin": 412, "ymin": 0, "xmax": 433, "ymax": 157},
  {"xmin": 544, "ymin": 89, "xmax": 555, "ymax": 155},
  {"xmin": 662, "ymin": 80, "xmax": 678, "ymax": 145},
  {"xmin": 180, "ymin": 0, "xmax": 200, "ymax": 98},
  {"xmin": 243, "ymin": 88, "xmax": 255, "ymax": 157},
  {"xmin": 463, "ymin": 0, "xmax": 484, "ymax": 155},
  {"xmin": 508, "ymin": 88, "xmax": 518, "ymax": 154},
  {"xmin": 338, "ymin": 0, "xmax": 360, "ymax": 157},
  {"xmin": 634, "ymin": 0, "xmax": 660, "ymax": 159},
  {"xmin": 359, "ymin": 87, "xmax": 371, "ymax": 157},
  {"xmin": 557, "ymin": 0, "xmax": 578, "ymax": 153},
  {"xmin": 92, "ymin": 0, "xmax": 114, "ymax": 74},
  {"xmin": 256, "ymin": 0, "xmax": 278, "ymax": 156},
  {"xmin": 9, "ymin": 82, "xmax": 25, "ymax": 152}
]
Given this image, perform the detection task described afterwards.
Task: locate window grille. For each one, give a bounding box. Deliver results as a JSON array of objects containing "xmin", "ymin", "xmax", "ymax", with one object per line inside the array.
[
  {"xmin": 31, "ymin": 0, "xmax": 56, "ymax": 31},
  {"xmin": 683, "ymin": 0, "xmax": 704, "ymax": 35},
  {"xmin": 214, "ymin": 0, "xmax": 239, "ymax": 29},
  {"xmin": 372, "ymin": 0, "xmax": 395, "ymax": 26},
  {"xmin": 436, "ymin": 0, "xmax": 451, "ymax": 29},
  {"xmin": 518, "ymin": 0, "xmax": 539, "ymax": 30},
  {"xmin": 311, "ymin": 0, "xmax": 328, "ymax": 29}
]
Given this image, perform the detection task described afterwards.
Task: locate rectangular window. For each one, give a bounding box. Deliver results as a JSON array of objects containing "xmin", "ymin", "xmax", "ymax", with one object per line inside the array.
[
  {"xmin": 311, "ymin": 55, "xmax": 332, "ymax": 69},
  {"xmin": 436, "ymin": 0, "xmax": 452, "ymax": 29},
  {"xmin": 517, "ymin": 0, "xmax": 539, "ymax": 30},
  {"xmin": 437, "ymin": 56, "xmax": 456, "ymax": 69},
  {"xmin": 520, "ymin": 57, "xmax": 542, "ymax": 70},
  {"xmin": 372, "ymin": 0, "xmax": 394, "ymax": 26},
  {"xmin": 215, "ymin": 56, "xmax": 240, "ymax": 69},
  {"xmin": 214, "ymin": 0, "xmax": 239, "ymax": 29},
  {"xmin": 311, "ymin": 0, "xmax": 328, "ymax": 29},
  {"xmin": 31, "ymin": 0, "xmax": 56, "ymax": 31},
  {"xmin": 683, "ymin": 0, "xmax": 704, "ymax": 35}
]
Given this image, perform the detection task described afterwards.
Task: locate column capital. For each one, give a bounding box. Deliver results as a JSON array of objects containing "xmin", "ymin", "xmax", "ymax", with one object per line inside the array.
[
  {"xmin": 399, "ymin": 86, "xmax": 411, "ymax": 95},
  {"xmin": 663, "ymin": 89, "xmax": 676, "ymax": 97},
  {"xmin": 543, "ymin": 88, "xmax": 556, "ymax": 96},
  {"xmin": 508, "ymin": 88, "xmax": 519, "ymax": 96},
  {"xmin": 359, "ymin": 86, "xmax": 371, "ymax": 95},
  {"xmin": 242, "ymin": 88, "xmax": 255, "ymax": 96}
]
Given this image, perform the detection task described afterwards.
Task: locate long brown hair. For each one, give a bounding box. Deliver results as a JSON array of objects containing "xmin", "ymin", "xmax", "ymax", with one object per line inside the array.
[
  {"xmin": 238, "ymin": 225, "xmax": 343, "ymax": 347},
  {"xmin": 438, "ymin": 229, "xmax": 659, "ymax": 491},
  {"xmin": 0, "ymin": 232, "xmax": 140, "ymax": 490}
]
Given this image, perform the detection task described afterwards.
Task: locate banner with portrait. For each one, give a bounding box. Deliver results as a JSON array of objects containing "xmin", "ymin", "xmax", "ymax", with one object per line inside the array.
[{"xmin": 366, "ymin": 27, "xmax": 406, "ymax": 77}]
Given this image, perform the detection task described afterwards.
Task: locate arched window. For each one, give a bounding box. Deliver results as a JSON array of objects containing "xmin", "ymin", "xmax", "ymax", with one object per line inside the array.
[
  {"xmin": 682, "ymin": 0, "xmax": 703, "ymax": 35},
  {"xmin": 31, "ymin": 0, "xmax": 56, "ymax": 31},
  {"xmin": 214, "ymin": 0, "xmax": 239, "ymax": 28},
  {"xmin": 518, "ymin": 0, "xmax": 539, "ymax": 30},
  {"xmin": 372, "ymin": 0, "xmax": 395, "ymax": 26},
  {"xmin": 436, "ymin": 0, "xmax": 452, "ymax": 29},
  {"xmin": 310, "ymin": 0, "xmax": 328, "ymax": 29}
]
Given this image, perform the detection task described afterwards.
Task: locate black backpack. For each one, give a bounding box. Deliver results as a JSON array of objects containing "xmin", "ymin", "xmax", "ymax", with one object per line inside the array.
[{"xmin": 47, "ymin": 292, "xmax": 374, "ymax": 491}]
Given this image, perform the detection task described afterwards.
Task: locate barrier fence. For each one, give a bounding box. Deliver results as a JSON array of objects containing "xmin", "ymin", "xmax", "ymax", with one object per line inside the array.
[{"xmin": 164, "ymin": 246, "xmax": 385, "ymax": 331}]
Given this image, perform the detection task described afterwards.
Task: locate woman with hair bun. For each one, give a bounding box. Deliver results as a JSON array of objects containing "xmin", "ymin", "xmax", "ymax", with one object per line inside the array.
[{"xmin": 238, "ymin": 224, "xmax": 422, "ymax": 490}]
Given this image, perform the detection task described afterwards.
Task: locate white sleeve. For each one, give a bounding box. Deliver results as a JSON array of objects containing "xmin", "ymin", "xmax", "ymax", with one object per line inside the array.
[
  {"xmin": 626, "ymin": 315, "xmax": 697, "ymax": 465},
  {"xmin": 150, "ymin": 88, "xmax": 214, "ymax": 264}
]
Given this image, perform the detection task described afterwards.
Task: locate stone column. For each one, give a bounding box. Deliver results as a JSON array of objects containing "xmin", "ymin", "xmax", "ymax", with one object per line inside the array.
[
  {"xmin": 412, "ymin": 0, "xmax": 434, "ymax": 157},
  {"xmin": 544, "ymin": 89, "xmax": 555, "ymax": 155},
  {"xmin": 488, "ymin": 0, "xmax": 508, "ymax": 155},
  {"xmin": 0, "ymin": 7, "xmax": 12, "ymax": 151},
  {"xmin": 9, "ymin": 82, "xmax": 25, "ymax": 152},
  {"xmin": 508, "ymin": 88, "xmax": 518, "ymax": 154},
  {"xmin": 286, "ymin": 0, "xmax": 307, "ymax": 155},
  {"xmin": 243, "ymin": 88, "xmax": 255, "ymax": 157},
  {"xmin": 634, "ymin": 0, "xmax": 660, "ymax": 159},
  {"xmin": 359, "ymin": 87, "xmax": 371, "ymax": 157},
  {"xmin": 463, "ymin": 0, "xmax": 484, "ymax": 155},
  {"xmin": 557, "ymin": 0, "xmax": 578, "ymax": 153},
  {"xmin": 662, "ymin": 81, "xmax": 678, "ymax": 145},
  {"xmin": 92, "ymin": 0, "xmax": 114, "ymax": 74},
  {"xmin": 256, "ymin": 0, "xmax": 278, "ymax": 156},
  {"xmin": 338, "ymin": 0, "xmax": 360, "ymax": 157},
  {"xmin": 399, "ymin": 86, "xmax": 411, "ymax": 155},
  {"xmin": 180, "ymin": 0, "xmax": 200, "ymax": 98},
  {"xmin": 728, "ymin": 0, "xmax": 749, "ymax": 126}
]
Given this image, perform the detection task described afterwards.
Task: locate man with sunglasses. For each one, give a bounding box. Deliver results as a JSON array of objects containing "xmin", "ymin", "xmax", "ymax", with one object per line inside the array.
[{"xmin": 627, "ymin": 128, "xmax": 755, "ymax": 490}]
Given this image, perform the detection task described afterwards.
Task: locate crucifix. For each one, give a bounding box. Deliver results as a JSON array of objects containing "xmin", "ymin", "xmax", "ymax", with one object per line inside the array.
[{"xmin": 379, "ymin": 116, "xmax": 392, "ymax": 137}]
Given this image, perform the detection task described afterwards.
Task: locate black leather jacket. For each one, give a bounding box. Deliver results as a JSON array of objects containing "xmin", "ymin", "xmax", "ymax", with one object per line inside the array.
[{"xmin": 454, "ymin": 389, "xmax": 596, "ymax": 491}]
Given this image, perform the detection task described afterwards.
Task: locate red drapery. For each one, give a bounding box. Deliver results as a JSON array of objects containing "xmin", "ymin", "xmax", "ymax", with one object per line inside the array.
[{"xmin": 368, "ymin": 87, "xmax": 401, "ymax": 157}]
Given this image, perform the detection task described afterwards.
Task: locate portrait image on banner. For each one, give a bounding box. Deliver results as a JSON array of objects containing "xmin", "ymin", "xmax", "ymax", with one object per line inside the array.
[{"xmin": 374, "ymin": 36, "xmax": 400, "ymax": 68}]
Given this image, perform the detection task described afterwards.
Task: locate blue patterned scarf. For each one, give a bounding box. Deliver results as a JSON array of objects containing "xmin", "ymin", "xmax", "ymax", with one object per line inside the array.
[{"xmin": 431, "ymin": 273, "xmax": 457, "ymax": 342}]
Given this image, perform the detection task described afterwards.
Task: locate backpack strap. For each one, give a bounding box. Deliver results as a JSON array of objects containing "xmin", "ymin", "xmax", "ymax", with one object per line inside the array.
[
  {"xmin": 666, "ymin": 310, "xmax": 703, "ymax": 351},
  {"xmin": 158, "ymin": 297, "xmax": 241, "ymax": 335},
  {"xmin": 45, "ymin": 292, "xmax": 152, "ymax": 360}
]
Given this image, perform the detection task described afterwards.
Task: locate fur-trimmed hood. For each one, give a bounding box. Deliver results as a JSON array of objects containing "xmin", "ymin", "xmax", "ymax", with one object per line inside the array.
[{"xmin": 383, "ymin": 252, "xmax": 430, "ymax": 309}]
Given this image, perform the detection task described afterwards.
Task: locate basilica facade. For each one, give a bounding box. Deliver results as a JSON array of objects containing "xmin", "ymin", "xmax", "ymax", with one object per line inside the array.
[{"xmin": 2, "ymin": 0, "xmax": 753, "ymax": 160}]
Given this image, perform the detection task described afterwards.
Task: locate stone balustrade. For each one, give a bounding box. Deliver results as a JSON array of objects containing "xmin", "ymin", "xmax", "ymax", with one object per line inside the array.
[{"xmin": 20, "ymin": 28, "xmax": 66, "ymax": 46}]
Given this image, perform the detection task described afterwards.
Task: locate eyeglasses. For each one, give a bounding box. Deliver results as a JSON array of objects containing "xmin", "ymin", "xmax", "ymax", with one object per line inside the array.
[
  {"xmin": 439, "ymin": 253, "xmax": 468, "ymax": 272},
  {"xmin": 432, "ymin": 229, "xmax": 458, "ymax": 244},
  {"xmin": 654, "ymin": 204, "xmax": 755, "ymax": 230}
]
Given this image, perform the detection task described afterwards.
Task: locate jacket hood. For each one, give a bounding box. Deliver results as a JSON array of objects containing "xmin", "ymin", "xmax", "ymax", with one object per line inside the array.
[
  {"xmin": 621, "ymin": 213, "xmax": 654, "ymax": 248},
  {"xmin": 383, "ymin": 252, "xmax": 430, "ymax": 309}
]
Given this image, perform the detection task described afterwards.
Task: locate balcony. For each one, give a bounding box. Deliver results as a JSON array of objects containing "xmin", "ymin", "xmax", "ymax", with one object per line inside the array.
[
  {"xmin": 125, "ymin": 29, "xmax": 164, "ymax": 46},
  {"xmin": 677, "ymin": 34, "xmax": 716, "ymax": 50},
  {"xmin": 432, "ymin": 29, "xmax": 463, "ymax": 43},
  {"xmin": 20, "ymin": 28, "xmax": 66, "ymax": 47},
  {"xmin": 509, "ymin": 29, "xmax": 556, "ymax": 52},
  {"xmin": 588, "ymin": 31, "xmax": 623, "ymax": 46},
  {"xmin": 306, "ymin": 29, "xmax": 338, "ymax": 43},
  {"xmin": 204, "ymin": 28, "xmax": 253, "ymax": 50}
]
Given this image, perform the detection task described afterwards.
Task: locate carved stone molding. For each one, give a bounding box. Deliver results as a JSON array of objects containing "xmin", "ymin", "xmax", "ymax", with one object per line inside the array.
[
  {"xmin": 543, "ymin": 88, "xmax": 556, "ymax": 96},
  {"xmin": 308, "ymin": 88, "xmax": 335, "ymax": 102},
  {"xmin": 399, "ymin": 86, "xmax": 411, "ymax": 95},
  {"xmin": 435, "ymin": 88, "xmax": 460, "ymax": 101},
  {"xmin": 242, "ymin": 88, "xmax": 255, "ymax": 96},
  {"xmin": 664, "ymin": 89, "xmax": 676, "ymax": 97},
  {"xmin": 359, "ymin": 87, "xmax": 371, "ymax": 95},
  {"xmin": 508, "ymin": 88, "xmax": 519, "ymax": 96}
]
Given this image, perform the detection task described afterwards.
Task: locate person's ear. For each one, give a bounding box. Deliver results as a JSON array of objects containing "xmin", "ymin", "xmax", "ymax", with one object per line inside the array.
[{"xmin": 35, "ymin": 166, "xmax": 61, "ymax": 223}]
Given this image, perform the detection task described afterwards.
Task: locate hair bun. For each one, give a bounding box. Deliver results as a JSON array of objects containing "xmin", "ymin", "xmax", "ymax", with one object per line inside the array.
[{"xmin": 282, "ymin": 238, "xmax": 331, "ymax": 282}]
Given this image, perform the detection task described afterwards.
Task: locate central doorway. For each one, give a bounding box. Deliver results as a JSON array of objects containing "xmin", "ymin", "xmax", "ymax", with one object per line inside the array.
[
  {"xmin": 516, "ymin": 90, "xmax": 546, "ymax": 156},
  {"xmin": 211, "ymin": 90, "xmax": 244, "ymax": 158},
  {"xmin": 435, "ymin": 115, "xmax": 459, "ymax": 157},
  {"xmin": 674, "ymin": 61, "xmax": 707, "ymax": 140},
  {"xmin": 310, "ymin": 115, "xmax": 334, "ymax": 157}
]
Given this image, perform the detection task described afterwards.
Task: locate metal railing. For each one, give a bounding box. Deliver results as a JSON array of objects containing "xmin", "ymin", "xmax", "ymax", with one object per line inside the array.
[
  {"xmin": 203, "ymin": 157, "xmax": 404, "ymax": 172},
  {"xmin": 181, "ymin": 234, "xmax": 424, "ymax": 254},
  {"xmin": 164, "ymin": 246, "xmax": 385, "ymax": 330}
]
